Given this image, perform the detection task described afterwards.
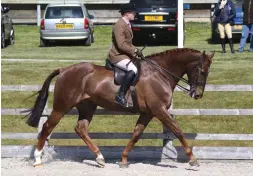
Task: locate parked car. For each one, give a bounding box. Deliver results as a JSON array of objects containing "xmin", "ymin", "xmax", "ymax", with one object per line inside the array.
[
  {"xmin": 40, "ymin": 3, "xmax": 94, "ymax": 47},
  {"xmin": 129, "ymin": 0, "xmax": 186, "ymax": 45},
  {"xmin": 1, "ymin": 5, "xmax": 15, "ymax": 48},
  {"xmin": 211, "ymin": 0, "xmax": 246, "ymax": 43}
]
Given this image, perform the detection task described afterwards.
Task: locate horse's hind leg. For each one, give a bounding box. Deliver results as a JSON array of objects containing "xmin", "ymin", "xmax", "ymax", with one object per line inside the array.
[
  {"xmin": 156, "ymin": 107, "xmax": 199, "ymax": 167},
  {"xmin": 120, "ymin": 113, "xmax": 153, "ymax": 168},
  {"xmin": 33, "ymin": 110, "xmax": 64, "ymax": 166},
  {"xmin": 74, "ymin": 100, "xmax": 104, "ymax": 166}
]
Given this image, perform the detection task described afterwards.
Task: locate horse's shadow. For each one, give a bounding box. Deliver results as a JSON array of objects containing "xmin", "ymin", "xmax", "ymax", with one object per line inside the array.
[{"xmin": 28, "ymin": 145, "xmax": 190, "ymax": 169}]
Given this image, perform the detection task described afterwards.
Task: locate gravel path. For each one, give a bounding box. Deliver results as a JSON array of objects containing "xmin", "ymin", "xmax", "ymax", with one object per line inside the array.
[{"xmin": 2, "ymin": 158, "xmax": 253, "ymax": 176}]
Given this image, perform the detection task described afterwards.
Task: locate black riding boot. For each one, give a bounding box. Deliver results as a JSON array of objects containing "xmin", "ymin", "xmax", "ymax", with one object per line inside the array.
[
  {"xmin": 115, "ymin": 70, "xmax": 136, "ymax": 107},
  {"xmin": 221, "ymin": 38, "xmax": 226, "ymax": 53},
  {"xmin": 228, "ymin": 38, "xmax": 235, "ymax": 53}
]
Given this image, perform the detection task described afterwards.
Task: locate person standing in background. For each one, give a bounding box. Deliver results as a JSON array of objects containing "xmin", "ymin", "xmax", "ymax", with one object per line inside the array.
[
  {"xmin": 214, "ymin": 0, "xmax": 236, "ymax": 53},
  {"xmin": 238, "ymin": 0, "xmax": 253, "ymax": 52}
]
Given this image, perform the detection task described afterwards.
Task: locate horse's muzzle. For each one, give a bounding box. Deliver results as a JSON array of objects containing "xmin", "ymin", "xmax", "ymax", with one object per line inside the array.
[
  {"xmin": 194, "ymin": 94, "xmax": 202, "ymax": 99},
  {"xmin": 189, "ymin": 89, "xmax": 202, "ymax": 100}
]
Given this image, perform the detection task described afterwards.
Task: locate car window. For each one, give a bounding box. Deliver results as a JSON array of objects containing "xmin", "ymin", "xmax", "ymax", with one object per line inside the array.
[
  {"xmin": 130, "ymin": 0, "xmax": 177, "ymax": 8},
  {"xmin": 45, "ymin": 6, "xmax": 84, "ymax": 19}
]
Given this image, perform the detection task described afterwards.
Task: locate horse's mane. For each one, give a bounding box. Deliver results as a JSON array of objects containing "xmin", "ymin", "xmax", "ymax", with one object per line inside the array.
[{"xmin": 146, "ymin": 48, "xmax": 201, "ymax": 59}]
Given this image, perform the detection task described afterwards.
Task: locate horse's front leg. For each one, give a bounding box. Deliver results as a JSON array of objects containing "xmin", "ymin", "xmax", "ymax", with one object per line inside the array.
[
  {"xmin": 120, "ymin": 113, "xmax": 152, "ymax": 168},
  {"xmin": 156, "ymin": 107, "xmax": 199, "ymax": 167}
]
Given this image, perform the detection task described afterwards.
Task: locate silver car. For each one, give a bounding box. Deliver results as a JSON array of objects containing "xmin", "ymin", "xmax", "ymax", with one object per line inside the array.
[{"xmin": 40, "ymin": 3, "xmax": 94, "ymax": 47}]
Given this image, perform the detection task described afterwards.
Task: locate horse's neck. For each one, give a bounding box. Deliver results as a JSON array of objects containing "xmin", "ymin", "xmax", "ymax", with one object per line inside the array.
[{"xmin": 146, "ymin": 52, "xmax": 200, "ymax": 85}]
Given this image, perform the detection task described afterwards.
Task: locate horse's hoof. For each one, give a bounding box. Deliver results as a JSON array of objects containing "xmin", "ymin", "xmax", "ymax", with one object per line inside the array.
[
  {"xmin": 96, "ymin": 157, "xmax": 105, "ymax": 167},
  {"xmin": 189, "ymin": 159, "xmax": 200, "ymax": 167},
  {"xmin": 33, "ymin": 163, "xmax": 42, "ymax": 167},
  {"xmin": 118, "ymin": 162, "xmax": 129, "ymax": 168}
]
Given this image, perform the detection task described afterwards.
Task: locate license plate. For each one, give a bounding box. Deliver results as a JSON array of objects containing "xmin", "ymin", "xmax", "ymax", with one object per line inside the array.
[
  {"xmin": 144, "ymin": 16, "xmax": 163, "ymax": 21},
  {"xmin": 234, "ymin": 25, "xmax": 242, "ymax": 30},
  {"xmin": 56, "ymin": 24, "xmax": 73, "ymax": 29}
]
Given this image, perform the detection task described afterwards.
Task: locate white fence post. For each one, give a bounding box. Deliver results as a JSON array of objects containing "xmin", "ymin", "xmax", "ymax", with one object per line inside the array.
[{"xmin": 178, "ymin": 0, "xmax": 184, "ymax": 48}]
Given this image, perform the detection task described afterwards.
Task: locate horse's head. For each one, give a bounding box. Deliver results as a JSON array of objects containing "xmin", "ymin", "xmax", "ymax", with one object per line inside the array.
[{"xmin": 187, "ymin": 51, "xmax": 215, "ymax": 100}]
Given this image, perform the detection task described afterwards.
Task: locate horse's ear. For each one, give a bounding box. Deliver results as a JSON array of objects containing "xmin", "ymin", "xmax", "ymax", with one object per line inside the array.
[{"xmin": 208, "ymin": 51, "xmax": 215, "ymax": 60}]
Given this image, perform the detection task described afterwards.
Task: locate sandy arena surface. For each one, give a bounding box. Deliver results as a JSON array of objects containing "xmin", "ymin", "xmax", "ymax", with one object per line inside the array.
[{"xmin": 1, "ymin": 158, "xmax": 253, "ymax": 176}]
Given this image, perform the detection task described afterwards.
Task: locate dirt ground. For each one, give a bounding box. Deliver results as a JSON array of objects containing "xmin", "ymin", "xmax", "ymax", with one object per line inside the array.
[{"xmin": 1, "ymin": 158, "xmax": 253, "ymax": 176}]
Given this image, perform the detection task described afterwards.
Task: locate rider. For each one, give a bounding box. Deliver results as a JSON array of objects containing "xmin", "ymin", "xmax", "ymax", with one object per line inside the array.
[{"xmin": 108, "ymin": 3, "xmax": 143, "ymax": 107}]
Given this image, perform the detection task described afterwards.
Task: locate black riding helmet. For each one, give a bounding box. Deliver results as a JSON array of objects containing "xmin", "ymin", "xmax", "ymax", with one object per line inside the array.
[{"xmin": 119, "ymin": 3, "xmax": 136, "ymax": 14}]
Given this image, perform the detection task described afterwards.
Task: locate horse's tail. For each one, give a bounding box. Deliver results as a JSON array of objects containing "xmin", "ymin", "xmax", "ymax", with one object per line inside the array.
[{"xmin": 26, "ymin": 69, "xmax": 60, "ymax": 127}]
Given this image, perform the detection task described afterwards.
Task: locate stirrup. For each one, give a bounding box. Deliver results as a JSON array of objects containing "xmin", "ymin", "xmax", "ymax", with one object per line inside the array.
[{"xmin": 115, "ymin": 94, "xmax": 127, "ymax": 107}]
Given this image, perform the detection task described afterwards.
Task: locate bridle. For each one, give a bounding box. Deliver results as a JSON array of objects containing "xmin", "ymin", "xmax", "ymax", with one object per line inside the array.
[
  {"xmin": 139, "ymin": 53, "xmax": 208, "ymax": 94},
  {"xmin": 190, "ymin": 55, "xmax": 210, "ymax": 90}
]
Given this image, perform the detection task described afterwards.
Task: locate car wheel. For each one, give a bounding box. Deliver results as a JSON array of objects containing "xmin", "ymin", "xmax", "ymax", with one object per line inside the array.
[
  {"xmin": 85, "ymin": 34, "xmax": 91, "ymax": 46},
  {"xmin": 40, "ymin": 38, "xmax": 49, "ymax": 47},
  {"xmin": 8, "ymin": 27, "xmax": 15, "ymax": 45},
  {"xmin": 91, "ymin": 32, "xmax": 94, "ymax": 43},
  {"xmin": 1, "ymin": 28, "xmax": 6, "ymax": 48}
]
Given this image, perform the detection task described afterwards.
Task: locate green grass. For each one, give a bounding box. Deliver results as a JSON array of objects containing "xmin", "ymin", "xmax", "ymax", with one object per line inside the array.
[
  {"xmin": 1, "ymin": 61, "xmax": 102, "ymax": 85},
  {"xmin": 1, "ymin": 26, "xmax": 112, "ymax": 60},
  {"xmin": 1, "ymin": 23, "xmax": 253, "ymax": 147},
  {"xmin": 2, "ymin": 92, "xmax": 253, "ymax": 109},
  {"xmin": 2, "ymin": 115, "xmax": 253, "ymax": 146},
  {"xmin": 1, "ymin": 23, "xmax": 253, "ymax": 85},
  {"xmin": 2, "ymin": 23, "xmax": 252, "ymax": 60},
  {"xmin": 2, "ymin": 59, "xmax": 253, "ymax": 85}
]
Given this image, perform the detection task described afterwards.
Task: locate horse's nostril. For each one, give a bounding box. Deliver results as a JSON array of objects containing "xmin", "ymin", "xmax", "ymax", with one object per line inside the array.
[{"xmin": 195, "ymin": 95, "xmax": 200, "ymax": 99}]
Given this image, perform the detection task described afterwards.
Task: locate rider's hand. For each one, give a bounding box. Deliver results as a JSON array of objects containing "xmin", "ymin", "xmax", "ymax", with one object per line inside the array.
[
  {"xmin": 219, "ymin": 0, "xmax": 226, "ymax": 9},
  {"xmin": 135, "ymin": 48, "xmax": 143, "ymax": 57}
]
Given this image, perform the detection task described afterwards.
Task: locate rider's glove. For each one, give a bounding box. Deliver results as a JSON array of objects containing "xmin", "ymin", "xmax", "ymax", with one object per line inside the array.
[{"xmin": 135, "ymin": 48, "xmax": 143, "ymax": 57}]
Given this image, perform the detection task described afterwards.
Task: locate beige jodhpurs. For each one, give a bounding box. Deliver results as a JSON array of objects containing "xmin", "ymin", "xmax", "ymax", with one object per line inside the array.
[
  {"xmin": 218, "ymin": 23, "xmax": 232, "ymax": 39},
  {"xmin": 114, "ymin": 59, "xmax": 137, "ymax": 74}
]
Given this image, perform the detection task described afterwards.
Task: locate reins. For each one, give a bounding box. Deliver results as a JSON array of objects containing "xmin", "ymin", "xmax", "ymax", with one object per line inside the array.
[
  {"xmin": 140, "ymin": 56, "xmax": 191, "ymax": 92},
  {"xmin": 127, "ymin": 46, "xmax": 205, "ymax": 93}
]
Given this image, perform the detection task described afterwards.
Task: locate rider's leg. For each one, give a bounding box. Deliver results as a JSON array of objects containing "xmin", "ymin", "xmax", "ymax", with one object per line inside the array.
[
  {"xmin": 115, "ymin": 70, "xmax": 135, "ymax": 106},
  {"xmin": 114, "ymin": 59, "xmax": 137, "ymax": 107}
]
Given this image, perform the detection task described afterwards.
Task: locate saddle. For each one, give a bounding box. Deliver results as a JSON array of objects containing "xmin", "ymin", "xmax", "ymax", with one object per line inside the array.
[
  {"xmin": 105, "ymin": 59, "xmax": 141, "ymax": 86},
  {"xmin": 105, "ymin": 59, "xmax": 141, "ymax": 111}
]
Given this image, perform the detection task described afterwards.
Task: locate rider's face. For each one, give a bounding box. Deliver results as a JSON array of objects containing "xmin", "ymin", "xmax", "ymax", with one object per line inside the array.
[{"xmin": 126, "ymin": 11, "xmax": 136, "ymax": 21}]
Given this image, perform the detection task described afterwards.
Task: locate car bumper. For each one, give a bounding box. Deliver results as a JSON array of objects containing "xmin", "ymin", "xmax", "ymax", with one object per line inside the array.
[
  {"xmin": 40, "ymin": 30, "xmax": 90, "ymax": 40},
  {"xmin": 132, "ymin": 24, "xmax": 176, "ymax": 28},
  {"xmin": 132, "ymin": 24, "xmax": 177, "ymax": 39}
]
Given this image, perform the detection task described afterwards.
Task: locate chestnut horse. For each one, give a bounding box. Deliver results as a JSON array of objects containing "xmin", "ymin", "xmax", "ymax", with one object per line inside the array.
[{"xmin": 26, "ymin": 48, "xmax": 214, "ymax": 168}]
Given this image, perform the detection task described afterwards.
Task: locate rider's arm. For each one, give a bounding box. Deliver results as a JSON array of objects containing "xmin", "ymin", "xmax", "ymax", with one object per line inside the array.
[{"xmin": 113, "ymin": 24, "xmax": 136, "ymax": 58}]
